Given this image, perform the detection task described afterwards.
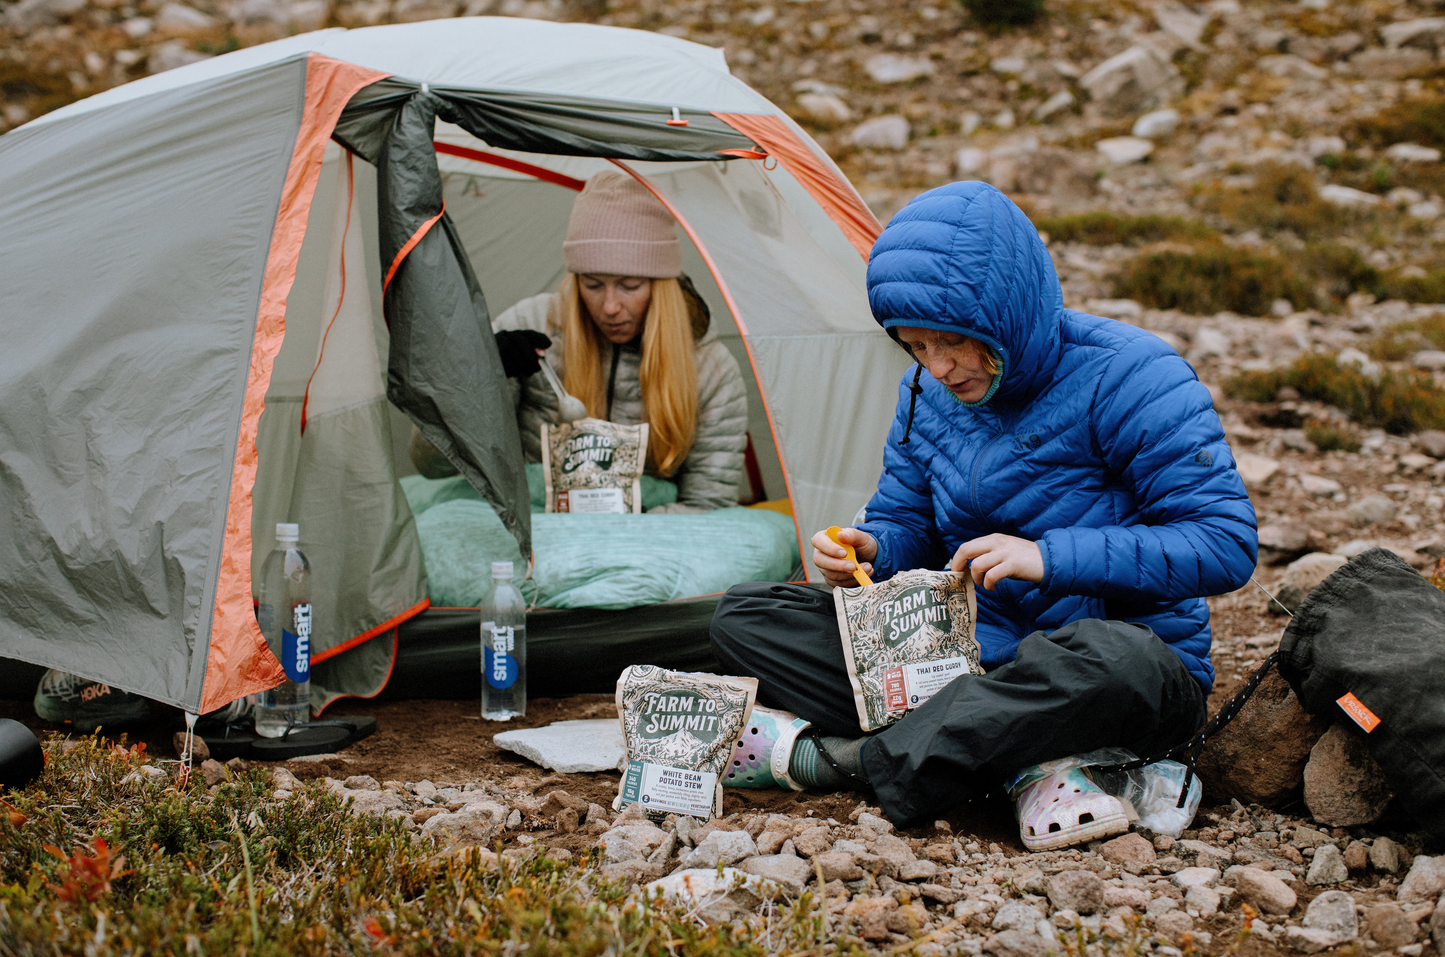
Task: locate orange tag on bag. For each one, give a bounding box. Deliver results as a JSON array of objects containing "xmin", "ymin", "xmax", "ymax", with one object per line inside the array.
[{"xmin": 1337, "ymin": 692, "xmax": 1381, "ymax": 733}]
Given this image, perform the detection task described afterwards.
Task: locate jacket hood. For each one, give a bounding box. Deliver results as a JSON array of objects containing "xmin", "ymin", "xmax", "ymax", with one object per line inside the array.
[{"xmin": 866, "ymin": 181, "xmax": 1064, "ymax": 406}]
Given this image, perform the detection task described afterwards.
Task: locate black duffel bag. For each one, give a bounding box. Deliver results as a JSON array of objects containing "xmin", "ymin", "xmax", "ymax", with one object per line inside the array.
[{"xmin": 1279, "ymin": 547, "xmax": 1445, "ymax": 840}]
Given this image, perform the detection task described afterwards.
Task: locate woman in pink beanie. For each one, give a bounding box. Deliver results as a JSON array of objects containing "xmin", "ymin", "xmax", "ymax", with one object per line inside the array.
[{"xmin": 489, "ymin": 170, "xmax": 749, "ymax": 512}]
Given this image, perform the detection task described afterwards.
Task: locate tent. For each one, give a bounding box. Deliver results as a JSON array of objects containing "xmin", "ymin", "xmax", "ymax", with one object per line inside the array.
[{"xmin": 0, "ymin": 17, "xmax": 910, "ymax": 717}]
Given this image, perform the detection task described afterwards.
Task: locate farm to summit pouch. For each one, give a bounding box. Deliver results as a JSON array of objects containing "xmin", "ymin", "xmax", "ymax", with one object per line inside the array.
[
  {"xmin": 834, "ymin": 569, "xmax": 982, "ymax": 732},
  {"xmin": 541, "ymin": 418, "xmax": 647, "ymax": 514},
  {"xmin": 614, "ymin": 666, "xmax": 758, "ymax": 821}
]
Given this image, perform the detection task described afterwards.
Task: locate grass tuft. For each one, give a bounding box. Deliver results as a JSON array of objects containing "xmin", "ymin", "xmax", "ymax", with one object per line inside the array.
[
  {"xmin": 1355, "ymin": 95, "xmax": 1445, "ymax": 150},
  {"xmin": 1196, "ymin": 162, "xmax": 1355, "ymax": 239},
  {"xmin": 1304, "ymin": 418, "xmax": 1363, "ymax": 453},
  {"xmin": 0, "ymin": 735, "xmax": 838, "ymax": 957},
  {"xmin": 1034, "ymin": 212, "xmax": 1217, "ymax": 246},
  {"xmin": 1369, "ymin": 313, "xmax": 1445, "ymax": 360},
  {"xmin": 1223, "ymin": 353, "xmax": 1445, "ymax": 434},
  {"xmin": 1111, "ymin": 244, "xmax": 1312, "ymax": 316}
]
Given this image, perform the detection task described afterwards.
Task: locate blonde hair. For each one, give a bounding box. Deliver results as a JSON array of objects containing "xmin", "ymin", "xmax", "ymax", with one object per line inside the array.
[
  {"xmin": 962, "ymin": 336, "xmax": 1001, "ymax": 376},
  {"xmin": 555, "ymin": 274, "xmax": 698, "ymax": 476}
]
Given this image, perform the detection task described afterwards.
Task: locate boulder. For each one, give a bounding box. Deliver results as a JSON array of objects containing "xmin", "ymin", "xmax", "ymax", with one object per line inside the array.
[
  {"xmin": 738, "ymin": 855, "xmax": 811, "ymax": 895},
  {"xmin": 1298, "ymin": 474, "xmax": 1342, "ymax": 496},
  {"xmin": 863, "ymin": 53, "xmax": 933, "ymax": 85},
  {"xmin": 1133, "ymin": 108, "xmax": 1180, "ymax": 139},
  {"xmin": 984, "ymin": 931, "xmax": 1049, "ymax": 957},
  {"xmin": 1398, "ymin": 856, "xmax": 1445, "ymax": 902},
  {"xmin": 1079, "ymin": 45, "xmax": 1184, "ymax": 119},
  {"xmin": 1235, "ymin": 452, "xmax": 1281, "ymax": 487},
  {"xmin": 1233, "ymin": 867, "xmax": 1297, "ymax": 915},
  {"xmin": 493, "ymin": 719, "xmax": 626, "ymax": 773},
  {"xmin": 1258, "ymin": 518, "xmax": 1312, "ymax": 565},
  {"xmin": 1303, "ymin": 723, "xmax": 1394, "ymax": 827},
  {"xmin": 1282, "ymin": 552, "xmax": 1348, "ymax": 599},
  {"xmin": 1047, "ymin": 869, "xmax": 1105, "ymax": 915},
  {"xmin": 1196, "ymin": 669, "xmax": 1330, "ymax": 805},
  {"xmin": 794, "ymin": 93, "xmax": 851, "ymax": 125},
  {"xmin": 1381, "ymin": 17, "xmax": 1445, "ymax": 50},
  {"xmin": 1366, "ymin": 903, "xmax": 1419, "ymax": 949},
  {"xmin": 1302, "ymin": 889, "xmax": 1358, "ymax": 940},
  {"xmin": 1095, "ymin": 136, "xmax": 1154, "ymax": 165},
  {"xmin": 1348, "ymin": 494, "xmax": 1398, "ymax": 526},
  {"xmin": 849, "ymin": 116, "xmax": 909, "ymax": 150},
  {"xmin": 1305, "ymin": 844, "xmax": 1349, "ymax": 886}
]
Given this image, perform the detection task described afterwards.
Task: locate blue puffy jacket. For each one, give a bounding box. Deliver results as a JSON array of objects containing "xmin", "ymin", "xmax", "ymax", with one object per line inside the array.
[{"xmin": 856, "ymin": 182, "xmax": 1257, "ymax": 692}]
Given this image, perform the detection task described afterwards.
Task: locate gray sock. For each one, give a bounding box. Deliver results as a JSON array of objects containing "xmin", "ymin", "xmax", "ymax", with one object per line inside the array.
[{"xmin": 788, "ymin": 734, "xmax": 870, "ymax": 790}]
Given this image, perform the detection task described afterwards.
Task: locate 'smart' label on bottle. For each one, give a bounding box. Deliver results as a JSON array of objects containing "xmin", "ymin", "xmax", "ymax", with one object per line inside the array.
[
  {"xmin": 619, "ymin": 760, "xmax": 716, "ymax": 819},
  {"xmin": 282, "ymin": 603, "xmax": 312, "ymax": 683},
  {"xmin": 483, "ymin": 623, "xmax": 518, "ymax": 689}
]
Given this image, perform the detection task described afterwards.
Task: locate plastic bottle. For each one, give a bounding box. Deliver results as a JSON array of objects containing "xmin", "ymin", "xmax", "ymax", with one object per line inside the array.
[
  {"xmin": 254, "ymin": 523, "xmax": 312, "ymax": 737},
  {"xmin": 481, "ymin": 560, "xmax": 526, "ymax": 721}
]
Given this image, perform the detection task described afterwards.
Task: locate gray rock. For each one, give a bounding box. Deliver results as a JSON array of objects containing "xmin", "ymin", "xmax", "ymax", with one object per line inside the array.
[
  {"xmin": 645, "ymin": 868, "xmax": 778, "ymax": 910},
  {"xmin": 1258, "ymin": 519, "xmax": 1312, "ymax": 564},
  {"xmin": 1285, "ymin": 926, "xmax": 1345, "ymax": 954},
  {"xmin": 344, "ymin": 774, "xmax": 381, "ymax": 791},
  {"xmin": 1186, "ymin": 884, "xmax": 1221, "ymax": 918},
  {"xmin": 1299, "ymin": 474, "xmax": 1342, "ymax": 496},
  {"xmin": 420, "ymin": 800, "xmax": 508, "ymax": 846},
  {"xmin": 493, "ymin": 719, "xmax": 625, "ymax": 773},
  {"xmin": 1101, "ymin": 833, "xmax": 1157, "ymax": 872},
  {"xmin": 1132, "ymin": 108, "xmax": 1180, "ymax": 139},
  {"xmin": 1105, "ymin": 885, "xmax": 1150, "ymax": 910},
  {"xmin": 1303, "ymin": 889, "xmax": 1358, "ymax": 940},
  {"xmin": 898, "ymin": 859, "xmax": 940, "ymax": 882},
  {"xmin": 812, "ymin": 851, "xmax": 862, "ymax": 882},
  {"xmin": 1350, "ymin": 47, "xmax": 1434, "ymax": 80},
  {"xmin": 1079, "ymin": 45, "xmax": 1184, "ymax": 118},
  {"xmin": 1033, "ymin": 90, "xmax": 1076, "ymax": 121},
  {"xmin": 603, "ymin": 824, "xmax": 669, "ymax": 855},
  {"xmin": 601, "ymin": 835, "xmax": 643, "ymax": 863},
  {"xmin": 794, "ymin": 93, "xmax": 851, "ymax": 125},
  {"xmin": 1305, "ymin": 844, "xmax": 1349, "ymax": 886},
  {"xmin": 147, "ymin": 40, "xmax": 213, "ymax": 74},
  {"xmin": 1366, "ymin": 903, "xmax": 1420, "ymax": 949},
  {"xmin": 863, "ymin": 54, "xmax": 934, "ymax": 84},
  {"xmin": 984, "ymin": 930, "xmax": 1049, "ymax": 957},
  {"xmin": 871, "ymin": 833, "xmax": 917, "ymax": 871},
  {"xmin": 1381, "ymin": 17, "xmax": 1445, "ymax": 50},
  {"xmin": 849, "ymin": 116, "xmax": 910, "ymax": 150},
  {"xmin": 1283, "ymin": 552, "xmax": 1348, "ymax": 598},
  {"xmin": 341, "ymin": 788, "xmax": 404, "ymax": 816},
  {"xmin": 1176, "ymin": 839, "xmax": 1231, "ymax": 871},
  {"xmin": 1233, "ymin": 867, "xmax": 1297, "ymax": 915},
  {"xmin": 1414, "ymin": 350, "xmax": 1445, "ymax": 371},
  {"xmin": 1155, "ymin": 909, "xmax": 1194, "ymax": 940},
  {"xmin": 739, "ymin": 854, "xmax": 812, "ymax": 895},
  {"xmin": 1235, "ymin": 452, "xmax": 1280, "ymax": 488},
  {"xmin": 1398, "ymin": 855, "xmax": 1445, "ymax": 902},
  {"xmin": 1370, "ymin": 836, "xmax": 1403, "ymax": 873},
  {"xmin": 154, "ymin": 2, "xmax": 214, "ymax": 31},
  {"xmin": 1155, "ymin": 1, "xmax": 1209, "ymax": 48},
  {"xmin": 1417, "ymin": 430, "xmax": 1445, "ymax": 458},
  {"xmin": 993, "ymin": 901, "xmax": 1045, "ymax": 932},
  {"xmin": 3, "ymin": 0, "xmax": 85, "ymax": 29},
  {"xmin": 1304, "ymin": 724, "xmax": 1393, "ymax": 828},
  {"xmin": 1196, "ymin": 669, "xmax": 1330, "ymax": 805},
  {"xmin": 1431, "ymin": 896, "xmax": 1445, "ymax": 953},
  {"xmin": 1095, "ymin": 136, "xmax": 1154, "ymax": 165},
  {"xmin": 1258, "ymin": 54, "xmax": 1327, "ymax": 81},
  {"xmin": 1047, "ymin": 869, "xmax": 1105, "ymax": 915},
  {"xmin": 677, "ymin": 830, "xmax": 757, "ymax": 870},
  {"xmin": 1348, "ymin": 494, "xmax": 1398, "ymax": 526},
  {"xmin": 1171, "ymin": 866, "xmax": 1221, "ymax": 889}
]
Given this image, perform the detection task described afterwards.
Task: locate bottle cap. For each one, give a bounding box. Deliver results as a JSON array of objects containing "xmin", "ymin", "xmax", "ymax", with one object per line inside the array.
[
  {"xmin": 491, "ymin": 560, "xmax": 514, "ymax": 580},
  {"xmin": 276, "ymin": 522, "xmax": 299, "ymax": 543}
]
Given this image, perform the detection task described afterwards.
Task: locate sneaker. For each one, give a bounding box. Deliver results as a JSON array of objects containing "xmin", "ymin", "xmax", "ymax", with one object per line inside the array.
[
  {"xmin": 1008, "ymin": 760, "xmax": 1131, "ymax": 852},
  {"xmin": 723, "ymin": 706, "xmax": 810, "ymax": 790},
  {"xmin": 33, "ymin": 669, "xmax": 151, "ymax": 732}
]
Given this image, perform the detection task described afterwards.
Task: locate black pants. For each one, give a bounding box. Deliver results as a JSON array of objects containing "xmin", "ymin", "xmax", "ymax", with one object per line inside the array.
[{"xmin": 710, "ymin": 582, "xmax": 1207, "ymax": 827}]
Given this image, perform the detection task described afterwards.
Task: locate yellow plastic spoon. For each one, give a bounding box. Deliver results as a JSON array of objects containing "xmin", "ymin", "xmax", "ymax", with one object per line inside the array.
[{"xmin": 827, "ymin": 526, "xmax": 874, "ymax": 587}]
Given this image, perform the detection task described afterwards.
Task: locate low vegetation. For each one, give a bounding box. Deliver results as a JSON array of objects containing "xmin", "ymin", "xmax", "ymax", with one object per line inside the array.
[
  {"xmin": 0, "ymin": 736, "xmax": 830, "ymax": 957},
  {"xmin": 1223, "ymin": 353, "xmax": 1445, "ymax": 434},
  {"xmin": 1111, "ymin": 244, "xmax": 1312, "ymax": 317},
  {"xmin": 1303, "ymin": 418, "xmax": 1363, "ymax": 453},
  {"xmin": 1354, "ymin": 93, "xmax": 1445, "ymax": 151},
  {"xmin": 1196, "ymin": 162, "xmax": 1356, "ymax": 240},
  {"xmin": 1368, "ymin": 312, "xmax": 1445, "ymax": 360},
  {"xmin": 958, "ymin": 0, "xmax": 1045, "ymax": 27},
  {"xmin": 1034, "ymin": 212, "xmax": 1216, "ymax": 246}
]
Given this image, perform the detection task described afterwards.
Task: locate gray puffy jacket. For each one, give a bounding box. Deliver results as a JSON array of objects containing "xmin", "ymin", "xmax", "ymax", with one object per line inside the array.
[{"xmin": 493, "ymin": 292, "xmax": 748, "ymax": 512}]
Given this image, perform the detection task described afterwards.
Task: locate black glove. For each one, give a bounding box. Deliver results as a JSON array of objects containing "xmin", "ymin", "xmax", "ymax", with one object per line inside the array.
[{"xmin": 494, "ymin": 329, "xmax": 553, "ymax": 379}]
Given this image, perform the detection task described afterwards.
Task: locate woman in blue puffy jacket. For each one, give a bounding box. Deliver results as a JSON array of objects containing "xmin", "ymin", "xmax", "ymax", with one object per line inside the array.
[{"xmin": 711, "ymin": 181, "xmax": 1258, "ymax": 844}]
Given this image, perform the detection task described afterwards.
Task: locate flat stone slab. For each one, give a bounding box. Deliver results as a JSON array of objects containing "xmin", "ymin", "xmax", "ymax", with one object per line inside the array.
[{"xmin": 493, "ymin": 719, "xmax": 625, "ymax": 773}]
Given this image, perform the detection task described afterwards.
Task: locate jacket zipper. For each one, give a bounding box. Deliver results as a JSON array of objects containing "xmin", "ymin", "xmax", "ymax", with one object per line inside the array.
[
  {"xmin": 969, "ymin": 430, "xmax": 1007, "ymax": 526},
  {"xmin": 605, "ymin": 345, "xmax": 622, "ymax": 420}
]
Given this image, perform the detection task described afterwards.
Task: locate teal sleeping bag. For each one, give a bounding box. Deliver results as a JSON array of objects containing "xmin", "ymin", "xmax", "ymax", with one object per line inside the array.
[{"xmin": 401, "ymin": 470, "xmax": 800, "ymax": 610}]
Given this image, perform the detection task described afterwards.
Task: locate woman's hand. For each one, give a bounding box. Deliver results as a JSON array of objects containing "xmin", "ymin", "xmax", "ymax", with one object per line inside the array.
[
  {"xmin": 951, "ymin": 534, "xmax": 1044, "ymax": 590},
  {"xmin": 811, "ymin": 527, "xmax": 878, "ymax": 588}
]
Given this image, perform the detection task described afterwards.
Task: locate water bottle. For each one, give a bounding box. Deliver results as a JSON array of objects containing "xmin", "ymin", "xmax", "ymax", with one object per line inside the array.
[
  {"xmin": 481, "ymin": 560, "xmax": 526, "ymax": 721},
  {"xmin": 254, "ymin": 523, "xmax": 312, "ymax": 737}
]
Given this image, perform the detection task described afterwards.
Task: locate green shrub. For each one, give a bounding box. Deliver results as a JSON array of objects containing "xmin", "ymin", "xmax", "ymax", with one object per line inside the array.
[
  {"xmin": 1383, "ymin": 269, "xmax": 1445, "ymax": 304},
  {"xmin": 1222, "ymin": 352, "xmax": 1445, "ymax": 434},
  {"xmin": 1196, "ymin": 162, "xmax": 1350, "ymax": 239},
  {"xmin": 1355, "ymin": 95, "xmax": 1445, "ymax": 150},
  {"xmin": 1304, "ymin": 418, "xmax": 1363, "ymax": 453},
  {"xmin": 959, "ymin": 0, "xmax": 1045, "ymax": 26},
  {"xmin": 1033, "ymin": 212, "xmax": 1216, "ymax": 245},
  {"xmin": 1112, "ymin": 244, "xmax": 1312, "ymax": 316},
  {"xmin": 1368, "ymin": 312, "xmax": 1445, "ymax": 359},
  {"xmin": 1298, "ymin": 242, "xmax": 1384, "ymax": 303}
]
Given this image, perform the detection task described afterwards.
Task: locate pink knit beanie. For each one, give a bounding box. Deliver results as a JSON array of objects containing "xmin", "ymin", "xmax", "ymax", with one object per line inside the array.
[{"xmin": 563, "ymin": 171, "xmax": 681, "ymax": 279}]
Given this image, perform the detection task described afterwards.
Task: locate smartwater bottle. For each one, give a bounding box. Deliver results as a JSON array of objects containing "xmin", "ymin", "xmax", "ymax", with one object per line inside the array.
[
  {"xmin": 254, "ymin": 523, "xmax": 312, "ymax": 737},
  {"xmin": 481, "ymin": 560, "xmax": 526, "ymax": 721}
]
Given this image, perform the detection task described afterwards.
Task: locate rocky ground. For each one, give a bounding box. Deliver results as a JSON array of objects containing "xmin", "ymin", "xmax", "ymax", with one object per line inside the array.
[{"xmin": 7, "ymin": 0, "xmax": 1445, "ymax": 952}]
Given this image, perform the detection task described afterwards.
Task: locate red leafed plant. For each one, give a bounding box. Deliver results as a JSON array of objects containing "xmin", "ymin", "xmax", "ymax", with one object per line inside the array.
[{"xmin": 43, "ymin": 837, "xmax": 132, "ymax": 902}]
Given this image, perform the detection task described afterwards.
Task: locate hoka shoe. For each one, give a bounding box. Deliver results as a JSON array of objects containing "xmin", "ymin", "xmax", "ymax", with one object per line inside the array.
[
  {"xmin": 33, "ymin": 669, "xmax": 151, "ymax": 732},
  {"xmin": 723, "ymin": 705, "xmax": 810, "ymax": 790},
  {"xmin": 1009, "ymin": 760, "xmax": 1131, "ymax": 852}
]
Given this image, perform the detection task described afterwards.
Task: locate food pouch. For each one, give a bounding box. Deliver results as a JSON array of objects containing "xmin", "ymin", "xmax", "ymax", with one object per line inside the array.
[
  {"xmin": 834, "ymin": 569, "xmax": 981, "ymax": 731},
  {"xmin": 541, "ymin": 417, "xmax": 647, "ymax": 514},
  {"xmin": 614, "ymin": 666, "xmax": 758, "ymax": 821}
]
